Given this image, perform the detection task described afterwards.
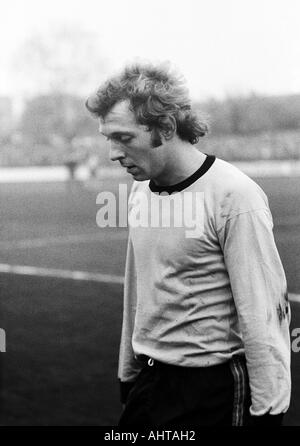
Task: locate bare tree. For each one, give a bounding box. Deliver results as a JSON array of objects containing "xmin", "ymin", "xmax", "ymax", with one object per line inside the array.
[{"xmin": 13, "ymin": 24, "xmax": 110, "ymax": 97}]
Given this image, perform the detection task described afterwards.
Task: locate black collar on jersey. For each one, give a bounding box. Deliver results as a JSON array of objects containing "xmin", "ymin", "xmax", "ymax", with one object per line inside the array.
[{"xmin": 149, "ymin": 154, "xmax": 216, "ymax": 194}]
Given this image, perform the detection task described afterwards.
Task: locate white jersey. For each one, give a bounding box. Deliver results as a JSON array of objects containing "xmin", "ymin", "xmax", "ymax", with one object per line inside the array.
[{"xmin": 118, "ymin": 155, "xmax": 291, "ymax": 416}]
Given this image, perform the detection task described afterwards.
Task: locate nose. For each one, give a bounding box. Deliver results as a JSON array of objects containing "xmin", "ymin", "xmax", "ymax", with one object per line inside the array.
[{"xmin": 109, "ymin": 141, "xmax": 125, "ymax": 162}]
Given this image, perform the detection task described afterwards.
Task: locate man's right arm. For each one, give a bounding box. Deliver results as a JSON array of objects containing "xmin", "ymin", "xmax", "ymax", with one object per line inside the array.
[{"xmin": 118, "ymin": 235, "xmax": 142, "ymax": 403}]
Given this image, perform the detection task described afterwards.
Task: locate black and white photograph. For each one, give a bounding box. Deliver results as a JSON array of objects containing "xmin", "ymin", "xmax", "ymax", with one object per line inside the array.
[{"xmin": 0, "ymin": 0, "xmax": 299, "ymax": 428}]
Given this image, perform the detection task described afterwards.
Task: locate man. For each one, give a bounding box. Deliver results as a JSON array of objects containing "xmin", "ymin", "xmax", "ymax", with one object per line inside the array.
[{"xmin": 86, "ymin": 63, "xmax": 291, "ymax": 426}]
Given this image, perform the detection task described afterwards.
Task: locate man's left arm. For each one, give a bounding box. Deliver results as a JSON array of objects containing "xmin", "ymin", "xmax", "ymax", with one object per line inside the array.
[{"xmin": 220, "ymin": 207, "xmax": 291, "ymax": 418}]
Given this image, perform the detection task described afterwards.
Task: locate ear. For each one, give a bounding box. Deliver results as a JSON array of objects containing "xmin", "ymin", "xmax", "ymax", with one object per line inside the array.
[{"xmin": 158, "ymin": 116, "xmax": 177, "ymax": 140}]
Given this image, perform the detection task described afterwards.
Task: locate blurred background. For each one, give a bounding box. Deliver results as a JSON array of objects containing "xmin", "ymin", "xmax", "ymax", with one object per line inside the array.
[{"xmin": 0, "ymin": 0, "xmax": 300, "ymax": 426}]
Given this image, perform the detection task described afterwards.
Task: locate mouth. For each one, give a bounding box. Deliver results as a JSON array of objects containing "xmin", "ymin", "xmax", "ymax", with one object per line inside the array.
[
  {"xmin": 125, "ymin": 165, "xmax": 137, "ymax": 172},
  {"xmin": 120, "ymin": 162, "xmax": 139, "ymax": 174}
]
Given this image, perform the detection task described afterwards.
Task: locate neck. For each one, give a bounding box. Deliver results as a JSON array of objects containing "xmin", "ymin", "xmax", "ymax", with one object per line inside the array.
[{"xmin": 152, "ymin": 141, "xmax": 206, "ymax": 186}]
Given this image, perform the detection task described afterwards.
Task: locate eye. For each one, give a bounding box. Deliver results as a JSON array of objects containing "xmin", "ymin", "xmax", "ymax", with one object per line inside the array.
[
  {"xmin": 105, "ymin": 134, "xmax": 133, "ymax": 144},
  {"xmin": 118, "ymin": 135, "xmax": 133, "ymax": 143}
]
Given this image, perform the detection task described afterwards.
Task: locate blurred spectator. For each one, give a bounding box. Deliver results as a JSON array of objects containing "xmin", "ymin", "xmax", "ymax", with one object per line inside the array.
[{"xmin": 86, "ymin": 154, "xmax": 100, "ymax": 179}]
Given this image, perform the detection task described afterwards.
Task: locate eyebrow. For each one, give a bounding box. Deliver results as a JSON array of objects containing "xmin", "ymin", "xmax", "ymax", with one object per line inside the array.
[{"xmin": 100, "ymin": 131, "xmax": 135, "ymax": 138}]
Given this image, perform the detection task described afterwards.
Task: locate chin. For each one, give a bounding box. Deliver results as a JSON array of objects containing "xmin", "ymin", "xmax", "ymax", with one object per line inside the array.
[{"xmin": 131, "ymin": 172, "xmax": 149, "ymax": 181}]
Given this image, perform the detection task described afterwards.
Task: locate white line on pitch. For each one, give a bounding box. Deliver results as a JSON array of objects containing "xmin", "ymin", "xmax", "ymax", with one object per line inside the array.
[
  {"xmin": 289, "ymin": 294, "xmax": 300, "ymax": 303},
  {"xmin": 0, "ymin": 263, "xmax": 124, "ymax": 284},
  {"xmin": 0, "ymin": 231, "xmax": 128, "ymax": 250}
]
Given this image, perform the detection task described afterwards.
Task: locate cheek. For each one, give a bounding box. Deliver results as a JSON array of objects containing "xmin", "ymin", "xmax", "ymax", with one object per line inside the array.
[{"xmin": 131, "ymin": 145, "xmax": 153, "ymax": 163}]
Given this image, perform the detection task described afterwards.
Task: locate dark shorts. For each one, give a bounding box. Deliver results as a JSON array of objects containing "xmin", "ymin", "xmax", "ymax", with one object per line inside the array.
[{"xmin": 119, "ymin": 355, "xmax": 253, "ymax": 427}]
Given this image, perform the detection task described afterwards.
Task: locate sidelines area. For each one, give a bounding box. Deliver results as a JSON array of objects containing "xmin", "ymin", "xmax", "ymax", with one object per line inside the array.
[
  {"xmin": 1, "ymin": 161, "xmax": 300, "ymax": 184},
  {"xmin": 0, "ymin": 261, "xmax": 299, "ymax": 304}
]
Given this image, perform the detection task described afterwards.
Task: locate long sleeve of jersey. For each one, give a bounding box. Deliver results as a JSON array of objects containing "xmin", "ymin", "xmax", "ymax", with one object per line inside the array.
[
  {"xmin": 118, "ymin": 235, "xmax": 142, "ymax": 384},
  {"xmin": 219, "ymin": 207, "xmax": 291, "ymax": 415}
]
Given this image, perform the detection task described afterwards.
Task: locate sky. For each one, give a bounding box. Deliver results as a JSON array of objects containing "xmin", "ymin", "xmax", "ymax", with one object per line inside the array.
[{"xmin": 1, "ymin": 0, "xmax": 300, "ymax": 101}]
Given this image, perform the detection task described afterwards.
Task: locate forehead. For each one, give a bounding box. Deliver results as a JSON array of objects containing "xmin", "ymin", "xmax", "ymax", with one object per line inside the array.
[{"xmin": 100, "ymin": 100, "xmax": 142, "ymax": 134}]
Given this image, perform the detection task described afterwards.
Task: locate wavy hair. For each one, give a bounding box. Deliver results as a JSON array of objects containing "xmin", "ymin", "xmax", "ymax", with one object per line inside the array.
[{"xmin": 86, "ymin": 63, "xmax": 208, "ymax": 144}]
